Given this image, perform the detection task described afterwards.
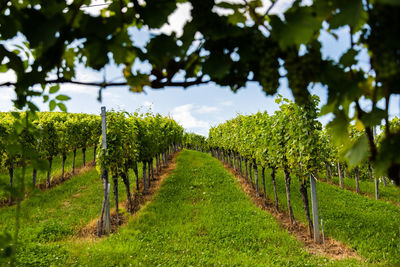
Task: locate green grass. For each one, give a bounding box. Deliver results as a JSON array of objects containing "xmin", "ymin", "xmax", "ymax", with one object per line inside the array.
[
  {"xmin": 328, "ymin": 175, "xmax": 400, "ymax": 204},
  {"xmin": 239, "ymin": 158, "xmax": 400, "ymax": 265},
  {"xmin": 0, "ymin": 148, "xmax": 95, "ymax": 202},
  {"xmin": 0, "ymin": 158, "xmax": 150, "ymax": 266},
  {"xmin": 2, "ymin": 150, "xmax": 395, "ymax": 266},
  {"xmin": 66, "ymin": 150, "xmax": 356, "ymax": 266}
]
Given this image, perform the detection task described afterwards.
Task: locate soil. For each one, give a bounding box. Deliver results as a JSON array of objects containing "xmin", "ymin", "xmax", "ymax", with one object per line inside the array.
[
  {"xmin": 221, "ymin": 161, "xmax": 363, "ymax": 262},
  {"xmin": 78, "ymin": 151, "xmax": 179, "ymax": 239}
]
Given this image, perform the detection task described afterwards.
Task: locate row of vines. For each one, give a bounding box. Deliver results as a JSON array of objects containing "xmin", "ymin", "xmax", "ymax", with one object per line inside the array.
[
  {"xmin": 0, "ymin": 111, "xmax": 100, "ymax": 200},
  {"xmin": 184, "ymin": 96, "xmax": 399, "ymax": 240},
  {"xmin": 0, "ymin": 110, "xmax": 184, "ymax": 211},
  {"xmin": 207, "ymin": 96, "xmax": 321, "ymax": 238},
  {"xmin": 97, "ymin": 110, "xmax": 183, "ymax": 234}
]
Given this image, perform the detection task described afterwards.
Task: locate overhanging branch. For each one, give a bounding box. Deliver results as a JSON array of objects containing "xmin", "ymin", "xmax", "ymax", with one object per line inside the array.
[{"xmin": 0, "ymin": 76, "xmax": 210, "ymax": 89}]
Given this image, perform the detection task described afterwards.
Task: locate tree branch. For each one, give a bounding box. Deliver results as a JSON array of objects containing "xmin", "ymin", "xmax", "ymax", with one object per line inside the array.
[
  {"xmin": 265, "ymin": 0, "xmax": 279, "ymax": 16},
  {"xmin": 0, "ymin": 77, "xmax": 210, "ymax": 89}
]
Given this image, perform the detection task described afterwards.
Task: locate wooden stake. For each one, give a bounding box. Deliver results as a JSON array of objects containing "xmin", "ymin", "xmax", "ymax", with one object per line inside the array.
[{"xmin": 310, "ymin": 174, "xmax": 321, "ymax": 243}]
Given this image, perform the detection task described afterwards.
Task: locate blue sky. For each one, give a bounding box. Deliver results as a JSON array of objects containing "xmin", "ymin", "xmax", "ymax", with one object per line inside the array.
[{"xmin": 0, "ymin": 0, "xmax": 399, "ymax": 136}]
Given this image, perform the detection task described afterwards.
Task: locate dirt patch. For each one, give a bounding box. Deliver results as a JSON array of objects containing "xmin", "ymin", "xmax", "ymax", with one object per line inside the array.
[
  {"xmin": 221, "ymin": 162, "xmax": 362, "ymax": 262},
  {"xmin": 78, "ymin": 151, "xmax": 180, "ymax": 239},
  {"xmin": 62, "ymin": 201, "xmax": 71, "ymax": 207}
]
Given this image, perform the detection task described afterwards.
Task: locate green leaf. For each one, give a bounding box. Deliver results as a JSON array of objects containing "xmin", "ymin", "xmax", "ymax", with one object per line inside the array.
[
  {"xmin": 361, "ymin": 107, "xmax": 386, "ymax": 127},
  {"xmin": 270, "ymin": 6, "xmax": 322, "ymax": 49},
  {"xmin": 345, "ymin": 134, "xmax": 369, "ymax": 167},
  {"xmin": 376, "ymin": 0, "xmax": 400, "ymax": 5},
  {"xmin": 0, "ymin": 64, "xmax": 8, "ymax": 72},
  {"xmin": 43, "ymin": 95, "xmax": 49, "ymax": 103},
  {"xmin": 339, "ymin": 48, "xmax": 358, "ymax": 67},
  {"xmin": 329, "ymin": 0, "xmax": 367, "ymax": 31},
  {"xmin": 140, "ymin": 0, "xmax": 177, "ymax": 28},
  {"xmin": 49, "ymin": 85, "xmax": 60, "ymax": 94},
  {"xmin": 49, "ymin": 100, "xmax": 56, "ymax": 111},
  {"xmin": 126, "ymin": 73, "xmax": 150, "ymax": 93},
  {"xmin": 146, "ymin": 34, "xmax": 183, "ymax": 68},
  {"xmin": 327, "ymin": 110, "xmax": 349, "ymax": 145},
  {"xmin": 227, "ymin": 10, "xmax": 247, "ymax": 25},
  {"xmin": 203, "ymin": 53, "xmax": 231, "ymax": 79},
  {"xmin": 57, "ymin": 102, "xmax": 67, "ymax": 112},
  {"xmin": 55, "ymin": 95, "xmax": 71, "ymax": 101}
]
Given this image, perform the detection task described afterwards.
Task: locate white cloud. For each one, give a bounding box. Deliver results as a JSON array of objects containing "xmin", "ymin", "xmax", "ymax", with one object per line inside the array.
[
  {"xmin": 60, "ymin": 68, "xmax": 108, "ymax": 97},
  {"xmin": 171, "ymin": 104, "xmax": 209, "ymax": 129},
  {"xmin": 103, "ymin": 90, "xmax": 121, "ymax": 100},
  {"xmin": 60, "ymin": 83, "xmax": 99, "ymax": 96},
  {"xmin": 196, "ymin": 105, "xmax": 219, "ymax": 114}
]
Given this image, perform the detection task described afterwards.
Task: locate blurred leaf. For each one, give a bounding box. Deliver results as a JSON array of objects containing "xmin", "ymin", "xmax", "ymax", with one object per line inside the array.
[
  {"xmin": 227, "ymin": 10, "xmax": 246, "ymax": 25},
  {"xmin": 140, "ymin": 0, "xmax": 177, "ymax": 28},
  {"xmin": 49, "ymin": 85, "xmax": 60, "ymax": 94},
  {"xmin": 49, "ymin": 100, "xmax": 56, "ymax": 111},
  {"xmin": 327, "ymin": 109, "xmax": 349, "ymax": 145},
  {"xmin": 55, "ymin": 95, "xmax": 71, "ymax": 101},
  {"xmin": 361, "ymin": 107, "xmax": 386, "ymax": 127},
  {"xmin": 376, "ymin": 0, "xmax": 400, "ymax": 5},
  {"xmin": 0, "ymin": 64, "xmax": 7, "ymax": 72},
  {"xmin": 355, "ymin": 119, "xmax": 364, "ymax": 131},
  {"xmin": 345, "ymin": 134, "xmax": 369, "ymax": 166},
  {"xmin": 339, "ymin": 48, "xmax": 358, "ymax": 67},
  {"xmin": 270, "ymin": 6, "xmax": 321, "ymax": 49},
  {"xmin": 57, "ymin": 102, "xmax": 67, "ymax": 112},
  {"xmin": 329, "ymin": 0, "xmax": 367, "ymax": 31},
  {"xmin": 203, "ymin": 53, "xmax": 231, "ymax": 79}
]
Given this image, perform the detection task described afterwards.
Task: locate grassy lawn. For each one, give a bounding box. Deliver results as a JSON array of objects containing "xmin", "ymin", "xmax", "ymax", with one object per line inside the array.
[
  {"xmin": 4, "ymin": 150, "xmax": 394, "ymax": 266},
  {"xmin": 0, "ymin": 158, "xmax": 152, "ymax": 266},
  {"xmin": 66, "ymin": 150, "xmax": 357, "ymax": 266},
  {"xmin": 0, "ymin": 148, "xmax": 95, "ymax": 202},
  {"xmin": 328, "ymin": 175, "xmax": 400, "ymax": 204},
  {"xmin": 241, "ymin": 159, "xmax": 400, "ymax": 265}
]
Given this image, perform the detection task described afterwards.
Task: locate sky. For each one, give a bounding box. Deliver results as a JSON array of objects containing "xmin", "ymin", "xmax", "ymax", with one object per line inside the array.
[{"xmin": 0, "ymin": 0, "xmax": 399, "ymax": 136}]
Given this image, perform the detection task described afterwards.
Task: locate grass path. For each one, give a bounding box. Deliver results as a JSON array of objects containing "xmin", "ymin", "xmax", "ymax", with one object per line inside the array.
[{"xmin": 68, "ymin": 150, "xmax": 357, "ymax": 266}]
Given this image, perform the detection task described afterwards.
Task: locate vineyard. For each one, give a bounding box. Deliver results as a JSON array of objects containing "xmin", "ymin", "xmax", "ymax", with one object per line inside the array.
[
  {"xmin": 202, "ymin": 96, "xmax": 400, "ymax": 264},
  {"xmin": 1, "ymin": 0, "xmax": 400, "ymax": 265},
  {"xmin": 0, "ymin": 98, "xmax": 398, "ymax": 265}
]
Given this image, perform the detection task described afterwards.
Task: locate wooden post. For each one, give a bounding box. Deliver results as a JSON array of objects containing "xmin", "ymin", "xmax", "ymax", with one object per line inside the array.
[
  {"xmin": 374, "ymin": 177, "xmax": 379, "ymax": 200},
  {"xmin": 337, "ymin": 162, "xmax": 344, "ymax": 189},
  {"xmin": 99, "ymin": 106, "xmax": 110, "ymax": 236},
  {"xmin": 355, "ymin": 167, "xmax": 360, "ymax": 194},
  {"xmin": 310, "ymin": 174, "xmax": 320, "ymax": 243}
]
